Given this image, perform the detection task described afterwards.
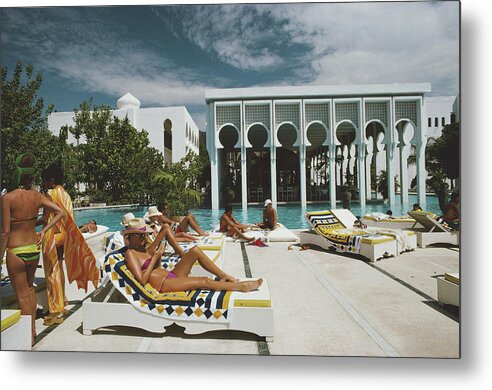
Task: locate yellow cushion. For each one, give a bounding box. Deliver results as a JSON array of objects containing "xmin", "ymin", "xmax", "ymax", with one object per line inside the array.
[
  {"xmin": 361, "ymin": 236, "xmax": 395, "ymax": 244},
  {"xmin": 234, "ymin": 299, "xmax": 271, "ymax": 308},
  {"xmin": 1, "ymin": 310, "xmax": 21, "ymax": 332},
  {"xmin": 445, "ymin": 272, "xmax": 460, "ymax": 285}
]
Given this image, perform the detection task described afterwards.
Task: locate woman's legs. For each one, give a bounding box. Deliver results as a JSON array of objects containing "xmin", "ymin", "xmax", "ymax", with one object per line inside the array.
[
  {"xmin": 180, "ymin": 214, "xmax": 209, "ymax": 236},
  {"xmin": 172, "ymin": 247, "xmax": 238, "ymax": 282},
  {"xmin": 6, "ymin": 252, "xmax": 39, "ymax": 343},
  {"xmin": 56, "ymin": 245, "xmax": 67, "ymax": 308},
  {"xmin": 160, "ymin": 275, "xmax": 262, "ymax": 293},
  {"xmin": 227, "ymin": 226, "xmax": 255, "ymax": 242}
]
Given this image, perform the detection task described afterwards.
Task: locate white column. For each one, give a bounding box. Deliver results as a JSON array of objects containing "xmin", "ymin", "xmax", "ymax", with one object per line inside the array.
[
  {"xmin": 299, "ymin": 103, "xmax": 306, "ymax": 208},
  {"xmin": 387, "ymin": 98, "xmax": 396, "ymax": 207},
  {"xmin": 270, "ymin": 101, "xmax": 277, "ymax": 208},
  {"xmin": 416, "ymin": 97, "xmax": 427, "ymax": 208},
  {"xmin": 329, "ymin": 144, "xmax": 337, "ymax": 209},
  {"xmin": 240, "ymin": 102, "xmax": 247, "ymax": 210},
  {"xmin": 241, "ymin": 146, "xmax": 247, "ymax": 210},
  {"xmin": 399, "ymin": 144, "xmax": 409, "ymax": 204},
  {"xmin": 358, "ymin": 144, "xmax": 366, "ymax": 209},
  {"xmin": 416, "ymin": 141, "xmax": 426, "ymax": 207},
  {"xmin": 366, "ymin": 138, "xmax": 373, "ymax": 200}
]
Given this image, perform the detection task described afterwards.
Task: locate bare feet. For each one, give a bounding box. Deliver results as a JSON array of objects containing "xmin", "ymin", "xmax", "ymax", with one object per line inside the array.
[
  {"xmin": 246, "ymin": 236, "xmax": 255, "ymax": 243},
  {"xmin": 239, "ymin": 278, "xmax": 263, "ymax": 292}
]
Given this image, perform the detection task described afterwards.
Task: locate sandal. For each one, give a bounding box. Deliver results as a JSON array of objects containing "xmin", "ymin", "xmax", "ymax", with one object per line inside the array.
[{"xmin": 43, "ymin": 313, "xmax": 64, "ymax": 326}]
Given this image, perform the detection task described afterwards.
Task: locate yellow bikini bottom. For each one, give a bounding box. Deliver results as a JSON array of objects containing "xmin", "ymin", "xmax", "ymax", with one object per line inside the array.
[{"xmin": 9, "ymin": 243, "xmax": 41, "ymax": 262}]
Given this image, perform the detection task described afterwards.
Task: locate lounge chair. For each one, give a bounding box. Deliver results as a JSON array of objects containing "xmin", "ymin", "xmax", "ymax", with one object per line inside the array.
[
  {"xmin": 82, "ymin": 248, "xmax": 273, "ymax": 340},
  {"xmin": 82, "ymin": 224, "xmax": 109, "ymax": 241},
  {"xmin": 361, "ymin": 214, "xmax": 422, "ymax": 230},
  {"xmin": 1, "ymin": 310, "xmax": 31, "ymax": 350},
  {"xmin": 437, "ymin": 272, "xmax": 459, "ymax": 307},
  {"xmin": 331, "ymin": 209, "xmax": 417, "ymax": 253},
  {"xmin": 299, "ymin": 210, "xmax": 398, "ymax": 262},
  {"xmin": 407, "ymin": 211, "xmax": 459, "ymax": 248}
]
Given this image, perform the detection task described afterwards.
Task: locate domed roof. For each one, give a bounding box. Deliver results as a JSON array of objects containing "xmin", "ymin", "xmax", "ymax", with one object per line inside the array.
[{"xmin": 117, "ymin": 92, "xmax": 141, "ymax": 109}]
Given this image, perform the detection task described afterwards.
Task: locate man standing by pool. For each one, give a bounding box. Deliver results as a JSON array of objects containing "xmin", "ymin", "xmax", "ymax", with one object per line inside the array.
[{"xmin": 40, "ymin": 164, "xmax": 99, "ymax": 325}]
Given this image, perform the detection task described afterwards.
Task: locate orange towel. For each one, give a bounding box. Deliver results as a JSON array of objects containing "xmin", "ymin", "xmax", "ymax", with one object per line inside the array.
[{"xmin": 42, "ymin": 186, "xmax": 99, "ymax": 314}]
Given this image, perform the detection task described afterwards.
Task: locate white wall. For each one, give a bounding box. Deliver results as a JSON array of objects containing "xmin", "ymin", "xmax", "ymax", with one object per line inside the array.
[{"xmin": 48, "ymin": 103, "xmax": 200, "ymax": 164}]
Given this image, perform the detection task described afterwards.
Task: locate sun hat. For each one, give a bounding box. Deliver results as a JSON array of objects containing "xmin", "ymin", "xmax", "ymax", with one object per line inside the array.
[
  {"xmin": 264, "ymin": 199, "xmax": 272, "ymax": 207},
  {"xmin": 120, "ymin": 212, "xmax": 136, "ymax": 226},
  {"xmin": 122, "ymin": 218, "xmax": 154, "ymax": 235},
  {"xmin": 146, "ymin": 206, "xmax": 162, "ymax": 218}
]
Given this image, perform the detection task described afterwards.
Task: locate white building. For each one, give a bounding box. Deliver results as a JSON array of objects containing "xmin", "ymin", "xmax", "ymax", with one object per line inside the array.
[
  {"xmin": 48, "ymin": 93, "xmax": 200, "ymax": 166},
  {"xmin": 205, "ymin": 83, "xmax": 445, "ymax": 213}
]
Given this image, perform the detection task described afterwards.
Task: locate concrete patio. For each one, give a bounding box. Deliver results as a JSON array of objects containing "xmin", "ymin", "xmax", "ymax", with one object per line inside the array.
[{"xmin": 23, "ymin": 231, "xmax": 459, "ymax": 357}]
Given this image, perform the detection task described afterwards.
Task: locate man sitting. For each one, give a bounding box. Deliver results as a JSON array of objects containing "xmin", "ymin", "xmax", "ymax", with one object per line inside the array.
[{"xmin": 257, "ymin": 199, "xmax": 278, "ymax": 230}]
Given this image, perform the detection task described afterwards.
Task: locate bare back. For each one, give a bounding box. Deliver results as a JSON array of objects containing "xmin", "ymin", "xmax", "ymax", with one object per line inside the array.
[{"xmin": 2, "ymin": 189, "xmax": 43, "ymax": 248}]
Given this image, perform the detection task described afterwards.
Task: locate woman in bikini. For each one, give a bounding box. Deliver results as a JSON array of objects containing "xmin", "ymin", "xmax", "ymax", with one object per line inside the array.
[
  {"xmin": 0, "ymin": 154, "xmax": 64, "ymax": 344},
  {"xmin": 124, "ymin": 218, "xmax": 262, "ymax": 293}
]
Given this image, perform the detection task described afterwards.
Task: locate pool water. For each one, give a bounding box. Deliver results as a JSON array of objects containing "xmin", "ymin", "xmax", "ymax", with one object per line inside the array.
[{"xmin": 74, "ymin": 195, "xmax": 441, "ymax": 232}]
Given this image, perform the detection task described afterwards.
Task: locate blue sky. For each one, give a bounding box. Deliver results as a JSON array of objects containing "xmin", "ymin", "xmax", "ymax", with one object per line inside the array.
[{"xmin": 1, "ymin": 1, "xmax": 460, "ymax": 130}]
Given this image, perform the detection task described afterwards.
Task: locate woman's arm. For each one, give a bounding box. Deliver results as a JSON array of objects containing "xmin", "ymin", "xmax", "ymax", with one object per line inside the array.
[
  {"xmin": 126, "ymin": 245, "xmax": 164, "ymax": 286},
  {"xmin": 38, "ymin": 194, "xmax": 64, "ymax": 245}
]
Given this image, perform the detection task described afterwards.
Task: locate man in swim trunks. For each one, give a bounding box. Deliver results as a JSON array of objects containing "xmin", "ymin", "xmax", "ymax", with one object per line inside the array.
[
  {"xmin": 442, "ymin": 192, "xmax": 460, "ymax": 230},
  {"xmin": 257, "ymin": 199, "xmax": 278, "ymax": 230},
  {"xmin": 219, "ymin": 204, "xmax": 255, "ymax": 242}
]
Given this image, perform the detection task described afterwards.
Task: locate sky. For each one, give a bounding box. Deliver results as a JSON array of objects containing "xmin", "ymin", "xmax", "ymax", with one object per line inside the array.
[{"xmin": 1, "ymin": 1, "xmax": 460, "ymax": 130}]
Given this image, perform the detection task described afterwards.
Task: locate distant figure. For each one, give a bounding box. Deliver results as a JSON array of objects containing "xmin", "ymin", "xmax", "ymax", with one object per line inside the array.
[
  {"xmin": 257, "ymin": 199, "xmax": 278, "ymax": 230},
  {"xmin": 79, "ymin": 219, "xmax": 97, "ymax": 234},
  {"xmin": 412, "ymin": 203, "xmax": 423, "ymax": 212},
  {"xmin": 157, "ymin": 201, "xmax": 209, "ymax": 236},
  {"xmin": 386, "ymin": 210, "xmax": 393, "ymax": 217},
  {"xmin": 146, "ymin": 206, "xmax": 197, "ymax": 242},
  {"xmin": 442, "ymin": 192, "xmax": 460, "ymax": 230},
  {"xmin": 219, "ymin": 204, "xmax": 255, "ymax": 242}
]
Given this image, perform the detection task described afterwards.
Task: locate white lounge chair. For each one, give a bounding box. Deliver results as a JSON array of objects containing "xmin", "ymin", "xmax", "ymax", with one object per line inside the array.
[
  {"xmin": 82, "ymin": 249, "xmax": 273, "ymax": 340},
  {"xmin": 361, "ymin": 214, "xmax": 422, "ymax": 230},
  {"xmin": 331, "ymin": 209, "xmax": 417, "ymax": 253},
  {"xmin": 300, "ymin": 210, "xmax": 398, "ymax": 262},
  {"xmin": 407, "ymin": 211, "xmax": 459, "ymax": 248},
  {"xmin": 437, "ymin": 272, "xmax": 459, "ymax": 307}
]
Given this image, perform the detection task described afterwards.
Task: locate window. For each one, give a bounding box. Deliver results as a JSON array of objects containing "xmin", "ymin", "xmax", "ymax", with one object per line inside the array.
[
  {"xmin": 434, "ymin": 117, "xmax": 438, "ymax": 127},
  {"xmin": 428, "ymin": 117, "xmax": 432, "ymax": 127},
  {"xmin": 441, "ymin": 117, "xmax": 445, "ymax": 126}
]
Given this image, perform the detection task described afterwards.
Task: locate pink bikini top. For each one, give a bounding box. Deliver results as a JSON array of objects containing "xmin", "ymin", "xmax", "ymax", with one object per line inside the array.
[{"xmin": 140, "ymin": 257, "xmax": 152, "ymax": 271}]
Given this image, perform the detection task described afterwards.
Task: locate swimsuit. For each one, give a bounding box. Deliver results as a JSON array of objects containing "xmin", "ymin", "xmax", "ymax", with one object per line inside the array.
[
  {"xmin": 10, "ymin": 215, "xmax": 38, "ymax": 223},
  {"xmin": 9, "ymin": 243, "xmax": 41, "ymax": 262},
  {"xmin": 159, "ymin": 271, "xmax": 177, "ymax": 292}
]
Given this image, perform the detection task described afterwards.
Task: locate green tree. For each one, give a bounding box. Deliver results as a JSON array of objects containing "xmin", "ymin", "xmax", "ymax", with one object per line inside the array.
[
  {"xmin": 376, "ymin": 170, "xmax": 400, "ymax": 199},
  {"xmin": 153, "ymin": 151, "xmax": 204, "ymax": 215},
  {"xmin": 0, "ymin": 61, "xmax": 59, "ymax": 190},
  {"xmin": 65, "ymin": 101, "xmax": 164, "ymax": 204}
]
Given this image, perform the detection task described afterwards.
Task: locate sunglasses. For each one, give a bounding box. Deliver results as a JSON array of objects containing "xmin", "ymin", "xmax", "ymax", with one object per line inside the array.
[{"xmin": 130, "ymin": 233, "xmax": 147, "ymax": 240}]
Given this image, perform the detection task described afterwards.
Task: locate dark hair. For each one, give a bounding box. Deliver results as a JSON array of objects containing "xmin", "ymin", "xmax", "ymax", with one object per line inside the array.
[
  {"xmin": 225, "ymin": 203, "xmax": 233, "ymax": 213},
  {"xmin": 157, "ymin": 201, "xmax": 169, "ymax": 213},
  {"xmin": 386, "ymin": 210, "xmax": 393, "ymax": 216},
  {"xmin": 413, "ymin": 203, "xmax": 420, "ymax": 208},
  {"xmin": 89, "ymin": 219, "xmax": 97, "ymax": 225},
  {"xmin": 451, "ymin": 192, "xmax": 459, "ymax": 202},
  {"xmin": 19, "ymin": 154, "xmax": 35, "ymax": 186},
  {"xmin": 42, "ymin": 164, "xmax": 64, "ymax": 185}
]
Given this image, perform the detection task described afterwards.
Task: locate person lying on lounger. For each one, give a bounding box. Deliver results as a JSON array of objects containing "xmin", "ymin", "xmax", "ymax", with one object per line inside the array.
[
  {"xmin": 157, "ymin": 201, "xmax": 209, "ymax": 236},
  {"xmin": 79, "ymin": 219, "xmax": 97, "ymax": 234},
  {"xmin": 124, "ymin": 218, "xmax": 262, "ymax": 293},
  {"xmin": 219, "ymin": 204, "xmax": 255, "ymax": 242},
  {"xmin": 146, "ymin": 206, "xmax": 199, "ymax": 242},
  {"xmin": 256, "ymin": 199, "xmax": 278, "ymax": 230}
]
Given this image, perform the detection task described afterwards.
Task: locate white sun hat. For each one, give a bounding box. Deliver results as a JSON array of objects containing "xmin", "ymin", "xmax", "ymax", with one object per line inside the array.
[
  {"xmin": 121, "ymin": 212, "xmax": 136, "ymax": 226},
  {"xmin": 147, "ymin": 206, "xmax": 163, "ymax": 218},
  {"xmin": 264, "ymin": 199, "xmax": 273, "ymax": 207}
]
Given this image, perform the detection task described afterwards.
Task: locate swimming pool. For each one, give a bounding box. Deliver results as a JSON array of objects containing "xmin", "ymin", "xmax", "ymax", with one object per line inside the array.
[{"xmin": 74, "ymin": 195, "xmax": 441, "ymax": 232}]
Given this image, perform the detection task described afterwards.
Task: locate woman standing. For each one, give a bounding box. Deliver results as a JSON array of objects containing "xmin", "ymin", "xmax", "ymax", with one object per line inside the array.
[{"xmin": 0, "ymin": 154, "xmax": 63, "ymax": 344}]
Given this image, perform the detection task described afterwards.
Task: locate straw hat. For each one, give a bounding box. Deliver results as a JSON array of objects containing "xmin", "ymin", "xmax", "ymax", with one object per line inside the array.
[
  {"xmin": 146, "ymin": 206, "xmax": 162, "ymax": 218},
  {"xmin": 264, "ymin": 199, "xmax": 272, "ymax": 207},
  {"xmin": 121, "ymin": 212, "xmax": 136, "ymax": 226},
  {"xmin": 122, "ymin": 218, "xmax": 154, "ymax": 235}
]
